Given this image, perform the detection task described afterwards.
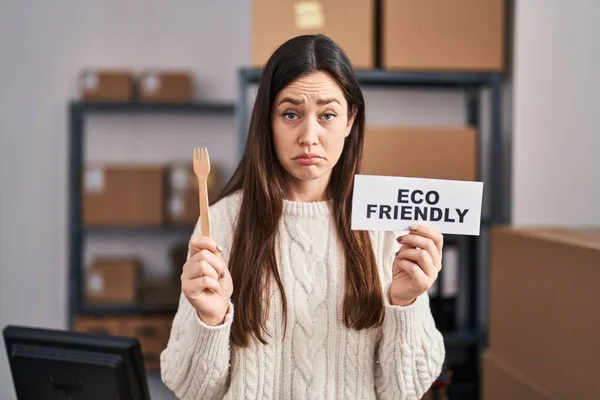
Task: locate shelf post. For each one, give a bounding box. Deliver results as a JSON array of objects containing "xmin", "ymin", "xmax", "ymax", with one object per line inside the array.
[
  {"xmin": 490, "ymin": 74, "xmax": 504, "ymax": 223},
  {"xmin": 68, "ymin": 102, "xmax": 85, "ymax": 329}
]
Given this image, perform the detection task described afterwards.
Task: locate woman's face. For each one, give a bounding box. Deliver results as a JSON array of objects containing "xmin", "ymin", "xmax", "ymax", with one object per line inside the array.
[{"xmin": 271, "ymin": 71, "xmax": 355, "ymax": 189}]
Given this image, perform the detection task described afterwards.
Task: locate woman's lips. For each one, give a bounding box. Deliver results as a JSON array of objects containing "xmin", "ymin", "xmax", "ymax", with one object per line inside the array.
[{"xmin": 293, "ymin": 154, "xmax": 323, "ymax": 165}]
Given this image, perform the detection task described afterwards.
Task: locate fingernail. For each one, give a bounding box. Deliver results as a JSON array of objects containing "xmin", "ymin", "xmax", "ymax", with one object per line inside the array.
[
  {"xmin": 216, "ymin": 244, "xmax": 224, "ymax": 252},
  {"xmin": 396, "ymin": 235, "xmax": 406, "ymax": 243},
  {"xmin": 409, "ymin": 225, "xmax": 419, "ymax": 231},
  {"xmin": 395, "ymin": 250, "xmax": 400, "ymax": 256}
]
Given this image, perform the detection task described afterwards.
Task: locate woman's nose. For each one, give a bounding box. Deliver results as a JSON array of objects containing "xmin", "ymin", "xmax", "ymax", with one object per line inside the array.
[{"xmin": 298, "ymin": 118, "xmax": 319, "ymax": 146}]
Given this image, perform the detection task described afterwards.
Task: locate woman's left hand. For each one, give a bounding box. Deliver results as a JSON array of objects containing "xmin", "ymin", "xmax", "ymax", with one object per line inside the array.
[{"xmin": 389, "ymin": 224, "xmax": 444, "ymax": 306}]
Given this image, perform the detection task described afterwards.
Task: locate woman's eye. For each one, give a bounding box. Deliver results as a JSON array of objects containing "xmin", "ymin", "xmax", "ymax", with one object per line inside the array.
[
  {"xmin": 322, "ymin": 112, "xmax": 336, "ymax": 121},
  {"xmin": 283, "ymin": 112, "xmax": 298, "ymax": 120}
]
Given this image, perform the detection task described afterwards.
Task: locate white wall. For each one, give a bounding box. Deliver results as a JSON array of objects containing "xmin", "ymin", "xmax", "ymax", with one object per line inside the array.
[
  {"xmin": 0, "ymin": 1, "xmax": 250, "ymax": 398},
  {"xmin": 512, "ymin": 0, "xmax": 600, "ymax": 225},
  {"xmin": 0, "ymin": 1, "xmax": 507, "ymax": 398}
]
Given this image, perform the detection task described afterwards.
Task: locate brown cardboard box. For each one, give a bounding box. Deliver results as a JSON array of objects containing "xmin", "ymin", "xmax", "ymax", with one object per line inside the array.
[
  {"xmin": 121, "ymin": 316, "xmax": 173, "ymax": 371},
  {"xmin": 362, "ymin": 126, "xmax": 477, "ymax": 181},
  {"xmin": 85, "ymin": 258, "xmax": 141, "ymax": 304},
  {"xmin": 166, "ymin": 163, "xmax": 223, "ymax": 225},
  {"xmin": 166, "ymin": 164, "xmax": 198, "ymax": 225},
  {"xmin": 489, "ymin": 227, "xmax": 600, "ymax": 399},
  {"xmin": 79, "ymin": 69, "xmax": 135, "ymax": 101},
  {"xmin": 139, "ymin": 70, "xmax": 193, "ymax": 103},
  {"xmin": 382, "ymin": 0, "xmax": 505, "ymax": 72},
  {"xmin": 74, "ymin": 316, "xmax": 122, "ymax": 336},
  {"xmin": 83, "ymin": 164, "xmax": 165, "ymax": 226},
  {"xmin": 168, "ymin": 190, "xmax": 199, "ymax": 225},
  {"xmin": 252, "ymin": 0, "xmax": 374, "ymax": 69},
  {"xmin": 141, "ymin": 278, "xmax": 181, "ymax": 307},
  {"xmin": 482, "ymin": 350, "xmax": 556, "ymax": 400},
  {"xmin": 74, "ymin": 315, "xmax": 174, "ymax": 372}
]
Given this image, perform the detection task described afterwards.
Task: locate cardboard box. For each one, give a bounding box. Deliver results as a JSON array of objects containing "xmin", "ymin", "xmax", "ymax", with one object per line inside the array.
[
  {"xmin": 167, "ymin": 190, "xmax": 199, "ymax": 225},
  {"xmin": 166, "ymin": 163, "xmax": 223, "ymax": 225},
  {"xmin": 362, "ymin": 126, "xmax": 477, "ymax": 181},
  {"xmin": 489, "ymin": 227, "xmax": 600, "ymax": 399},
  {"xmin": 141, "ymin": 278, "xmax": 181, "ymax": 307},
  {"xmin": 482, "ymin": 350, "xmax": 556, "ymax": 400},
  {"xmin": 83, "ymin": 164, "xmax": 165, "ymax": 226},
  {"xmin": 74, "ymin": 315, "xmax": 174, "ymax": 372},
  {"xmin": 120, "ymin": 316, "xmax": 173, "ymax": 371},
  {"xmin": 252, "ymin": 0, "xmax": 374, "ymax": 69},
  {"xmin": 382, "ymin": 0, "xmax": 505, "ymax": 71},
  {"xmin": 139, "ymin": 70, "xmax": 193, "ymax": 103},
  {"xmin": 166, "ymin": 164, "xmax": 198, "ymax": 225},
  {"xmin": 74, "ymin": 316, "xmax": 122, "ymax": 336},
  {"xmin": 79, "ymin": 69, "xmax": 135, "ymax": 101},
  {"xmin": 85, "ymin": 258, "xmax": 141, "ymax": 305}
]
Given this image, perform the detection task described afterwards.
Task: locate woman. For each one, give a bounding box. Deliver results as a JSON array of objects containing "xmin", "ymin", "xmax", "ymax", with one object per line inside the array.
[{"xmin": 160, "ymin": 34, "xmax": 445, "ymax": 400}]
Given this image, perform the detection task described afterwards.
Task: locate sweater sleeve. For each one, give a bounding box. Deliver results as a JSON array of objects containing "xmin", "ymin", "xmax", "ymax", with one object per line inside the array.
[
  {"xmin": 373, "ymin": 231, "xmax": 446, "ymax": 400},
  {"xmin": 160, "ymin": 197, "xmax": 237, "ymax": 400}
]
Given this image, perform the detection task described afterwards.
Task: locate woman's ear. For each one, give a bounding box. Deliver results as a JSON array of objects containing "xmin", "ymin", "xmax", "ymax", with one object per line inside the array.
[{"xmin": 346, "ymin": 105, "xmax": 357, "ymax": 137}]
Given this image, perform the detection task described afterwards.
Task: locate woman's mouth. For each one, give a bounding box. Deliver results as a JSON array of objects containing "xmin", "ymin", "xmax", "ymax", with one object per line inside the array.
[{"xmin": 293, "ymin": 154, "xmax": 323, "ymax": 165}]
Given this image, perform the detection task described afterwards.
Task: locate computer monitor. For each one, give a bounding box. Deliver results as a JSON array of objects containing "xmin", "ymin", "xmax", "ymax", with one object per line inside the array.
[{"xmin": 3, "ymin": 324, "xmax": 151, "ymax": 400}]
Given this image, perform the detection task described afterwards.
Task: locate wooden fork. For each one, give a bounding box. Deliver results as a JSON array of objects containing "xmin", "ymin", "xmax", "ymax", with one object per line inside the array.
[{"xmin": 193, "ymin": 146, "xmax": 211, "ymax": 238}]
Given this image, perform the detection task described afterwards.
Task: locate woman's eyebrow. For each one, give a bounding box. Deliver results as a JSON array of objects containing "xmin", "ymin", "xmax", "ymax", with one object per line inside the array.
[
  {"xmin": 278, "ymin": 97, "xmax": 303, "ymax": 106},
  {"xmin": 316, "ymin": 97, "xmax": 341, "ymax": 106},
  {"xmin": 277, "ymin": 97, "xmax": 341, "ymax": 106}
]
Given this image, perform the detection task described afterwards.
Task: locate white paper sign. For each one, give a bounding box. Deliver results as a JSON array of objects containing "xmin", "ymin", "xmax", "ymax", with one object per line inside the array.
[{"xmin": 351, "ymin": 174, "xmax": 484, "ymax": 235}]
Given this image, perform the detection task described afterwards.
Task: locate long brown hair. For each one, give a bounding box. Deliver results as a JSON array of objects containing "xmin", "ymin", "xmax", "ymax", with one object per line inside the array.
[{"xmin": 216, "ymin": 34, "xmax": 384, "ymax": 347}]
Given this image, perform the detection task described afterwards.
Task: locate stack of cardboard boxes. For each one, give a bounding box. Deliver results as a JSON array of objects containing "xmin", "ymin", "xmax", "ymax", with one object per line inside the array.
[
  {"xmin": 361, "ymin": 126, "xmax": 476, "ymax": 399},
  {"xmin": 485, "ymin": 227, "xmax": 600, "ymax": 399},
  {"xmin": 251, "ymin": 0, "xmax": 505, "ymax": 72},
  {"xmin": 79, "ymin": 69, "xmax": 194, "ymax": 102},
  {"xmin": 77, "ymin": 162, "xmax": 222, "ymax": 371}
]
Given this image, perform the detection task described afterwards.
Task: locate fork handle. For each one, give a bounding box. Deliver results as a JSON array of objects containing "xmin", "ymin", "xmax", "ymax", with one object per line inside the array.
[{"xmin": 198, "ymin": 178, "xmax": 211, "ymax": 238}]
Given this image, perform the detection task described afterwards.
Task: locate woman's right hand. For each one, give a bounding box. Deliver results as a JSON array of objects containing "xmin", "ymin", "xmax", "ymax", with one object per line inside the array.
[{"xmin": 181, "ymin": 236, "xmax": 233, "ymax": 326}]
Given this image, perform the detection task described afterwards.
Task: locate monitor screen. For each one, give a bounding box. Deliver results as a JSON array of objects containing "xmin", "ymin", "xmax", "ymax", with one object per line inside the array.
[{"xmin": 3, "ymin": 324, "xmax": 150, "ymax": 400}]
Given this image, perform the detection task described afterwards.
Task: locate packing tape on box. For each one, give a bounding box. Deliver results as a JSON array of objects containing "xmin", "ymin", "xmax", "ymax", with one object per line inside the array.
[
  {"xmin": 169, "ymin": 196, "xmax": 185, "ymax": 217},
  {"xmin": 82, "ymin": 71, "xmax": 98, "ymax": 91},
  {"xmin": 85, "ymin": 166, "xmax": 105, "ymax": 193},
  {"xmin": 294, "ymin": 1, "xmax": 324, "ymax": 30},
  {"xmin": 87, "ymin": 273, "xmax": 104, "ymax": 294},
  {"xmin": 142, "ymin": 72, "xmax": 160, "ymax": 94},
  {"xmin": 170, "ymin": 166, "xmax": 190, "ymax": 191}
]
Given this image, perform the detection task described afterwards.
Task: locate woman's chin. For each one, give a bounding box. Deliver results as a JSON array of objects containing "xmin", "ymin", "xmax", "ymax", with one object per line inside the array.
[{"xmin": 288, "ymin": 166, "xmax": 328, "ymax": 182}]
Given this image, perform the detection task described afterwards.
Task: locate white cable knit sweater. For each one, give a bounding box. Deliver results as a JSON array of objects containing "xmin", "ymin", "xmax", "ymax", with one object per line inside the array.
[{"xmin": 160, "ymin": 191, "xmax": 445, "ymax": 400}]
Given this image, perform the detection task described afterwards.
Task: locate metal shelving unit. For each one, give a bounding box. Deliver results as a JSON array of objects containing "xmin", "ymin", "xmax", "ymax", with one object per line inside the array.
[
  {"xmin": 67, "ymin": 65, "xmax": 506, "ymax": 394},
  {"xmin": 236, "ymin": 66, "xmax": 505, "ymax": 395},
  {"xmin": 67, "ymin": 100, "xmax": 235, "ymax": 327}
]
